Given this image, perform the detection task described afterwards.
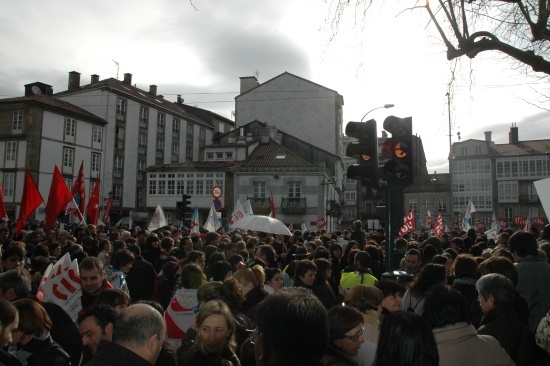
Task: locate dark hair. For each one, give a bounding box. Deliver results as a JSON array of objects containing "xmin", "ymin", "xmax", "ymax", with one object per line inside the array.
[
  {"xmin": 256, "ymin": 288, "xmax": 328, "ymax": 364},
  {"xmin": 185, "ymin": 250, "xmax": 205, "ymax": 265},
  {"xmin": 3, "ymin": 246, "xmax": 25, "ymax": 260},
  {"xmin": 127, "ymin": 244, "xmax": 141, "ymax": 256},
  {"xmin": 79, "ymin": 256, "xmax": 103, "ymax": 273},
  {"xmin": 478, "ymin": 256, "xmax": 518, "ymax": 286},
  {"xmin": 409, "ymin": 264, "xmax": 446, "ymax": 297},
  {"xmin": 313, "ymin": 258, "xmax": 331, "ymax": 286},
  {"xmin": 196, "ymin": 278, "xmax": 244, "ymax": 314},
  {"xmin": 422, "ymin": 285, "xmax": 470, "ymax": 328},
  {"xmin": 256, "ymin": 245, "xmax": 276, "ymax": 264},
  {"xmin": 376, "ymin": 279, "xmax": 404, "ymax": 297},
  {"xmin": 327, "ymin": 306, "xmax": 363, "ymax": 343},
  {"xmin": 509, "ymin": 231, "xmax": 538, "ymax": 257},
  {"xmin": 110, "ymin": 249, "xmax": 134, "ymax": 269},
  {"xmin": 13, "ymin": 298, "xmax": 52, "ymax": 336},
  {"xmin": 95, "ymin": 288, "xmax": 131, "ymax": 308},
  {"xmin": 206, "ymin": 261, "xmax": 233, "ymax": 282},
  {"xmin": 264, "ymin": 267, "xmax": 282, "ymax": 283},
  {"xmin": 0, "ymin": 298, "xmax": 18, "ymax": 330},
  {"xmin": 452, "ymin": 254, "xmax": 478, "ymax": 279},
  {"xmin": 294, "ymin": 259, "xmax": 317, "ymax": 282},
  {"xmin": 180, "ymin": 263, "xmax": 205, "ymax": 289},
  {"xmin": 77, "ymin": 304, "xmax": 118, "ymax": 329},
  {"xmin": 373, "ymin": 311, "xmax": 439, "ymax": 366},
  {"xmin": 0, "ymin": 267, "xmax": 32, "ymax": 298}
]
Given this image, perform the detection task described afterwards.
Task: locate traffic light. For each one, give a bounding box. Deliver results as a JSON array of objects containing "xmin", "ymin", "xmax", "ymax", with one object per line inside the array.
[
  {"xmin": 382, "ymin": 116, "xmax": 413, "ymax": 185},
  {"xmin": 176, "ymin": 201, "xmax": 185, "ymax": 219},
  {"xmin": 345, "ymin": 119, "xmax": 379, "ymax": 188},
  {"xmin": 182, "ymin": 194, "xmax": 192, "ymax": 215}
]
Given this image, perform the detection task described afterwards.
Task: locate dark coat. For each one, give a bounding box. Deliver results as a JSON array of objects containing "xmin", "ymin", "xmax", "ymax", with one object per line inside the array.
[
  {"xmin": 241, "ymin": 286, "xmax": 268, "ymax": 322},
  {"xmin": 85, "ymin": 340, "xmax": 152, "ymax": 366},
  {"xmin": 18, "ymin": 335, "xmax": 71, "ymax": 366},
  {"xmin": 126, "ymin": 256, "xmax": 157, "ymax": 302},
  {"xmin": 312, "ymin": 282, "xmax": 343, "ymax": 310},
  {"xmin": 452, "ymin": 277, "xmax": 478, "ymax": 308},
  {"xmin": 0, "ymin": 349, "xmax": 23, "ymax": 366},
  {"xmin": 177, "ymin": 343, "xmax": 240, "ymax": 366},
  {"xmin": 471, "ymin": 289, "xmax": 529, "ymax": 329},
  {"xmin": 478, "ymin": 306, "xmax": 547, "ymax": 366}
]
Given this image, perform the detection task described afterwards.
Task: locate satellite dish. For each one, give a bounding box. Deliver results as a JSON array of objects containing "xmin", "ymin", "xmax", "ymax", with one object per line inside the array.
[{"xmin": 31, "ymin": 85, "xmax": 42, "ymax": 95}]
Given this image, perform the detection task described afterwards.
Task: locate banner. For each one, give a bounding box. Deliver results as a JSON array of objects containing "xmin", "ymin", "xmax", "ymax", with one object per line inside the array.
[
  {"xmin": 399, "ymin": 210, "xmax": 415, "ymax": 236},
  {"xmin": 475, "ymin": 221, "xmax": 486, "ymax": 232},
  {"xmin": 498, "ymin": 220, "xmax": 507, "ymax": 228},
  {"xmin": 434, "ymin": 212, "xmax": 443, "ymax": 237},
  {"xmin": 37, "ymin": 253, "xmax": 82, "ymax": 322},
  {"xmin": 45, "ymin": 166, "xmax": 74, "ymax": 232},
  {"xmin": 514, "ymin": 216, "xmax": 527, "ymax": 226},
  {"xmin": 190, "ymin": 207, "xmax": 200, "ymax": 234},
  {"xmin": 164, "ymin": 288, "xmax": 200, "ymax": 349},
  {"xmin": 534, "ymin": 217, "xmax": 547, "ymax": 227},
  {"xmin": 0, "ymin": 184, "xmax": 7, "ymax": 219},
  {"xmin": 148, "ymin": 203, "xmax": 168, "ymax": 231},
  {"xmin": 316, "ymin": 218, "xmax": 326, "ymax": 228},
  {"xmin": 87, "ymin": 178, "xmax": 100, "ymax": 226}
]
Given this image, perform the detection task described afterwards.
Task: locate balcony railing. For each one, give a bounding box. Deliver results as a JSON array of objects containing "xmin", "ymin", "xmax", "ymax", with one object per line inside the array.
[
  {"xmin": 156, "ymin": 151, "xmax": 164, "ymax": 159},
  {"xmin": 171, "ymin": 155, "xmax": 178, "ymax": 163},
  {"xmin": 139, "ymin": 119, "xmax": 147, "ymax": 128},
  {"xmin": 250, "ymin": 197, "xmax": 271, "ymax": 215},
  {"xmin": 281, "ymin": 197, "xmax": 307, "ymax": 214},
  {"xmin": 138, "ymin": 147, "xmax": 146, "ymax": 155},
  {"xmin": 113, "ymin": 170, "xmax": 122, "ymax": 178},
  {"xmin": 519, "ymin": 195, "xmax": 540, "ymax": 203}
]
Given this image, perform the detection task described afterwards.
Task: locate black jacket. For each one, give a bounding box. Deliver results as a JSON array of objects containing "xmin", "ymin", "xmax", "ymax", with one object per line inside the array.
[
  {"xmin": 17, "ymin": 335, "xmax": 71, "ymax": 366},
  {"xmin": 85, "ymin": 340, "xmax": 152, "ymax": 366},
  {"xmin": 126, "ymin": 256, "xmax": 157, "ymax": 301}
]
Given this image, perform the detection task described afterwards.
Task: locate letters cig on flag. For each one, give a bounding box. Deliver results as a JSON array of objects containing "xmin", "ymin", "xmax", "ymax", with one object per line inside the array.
[
  {"xmin": 37, "ymin": 253, "xmax": 82, "ymax": 322},
  {"xmin": 400, "ymin": 210, "xmax": 415, "ymax": 236}
]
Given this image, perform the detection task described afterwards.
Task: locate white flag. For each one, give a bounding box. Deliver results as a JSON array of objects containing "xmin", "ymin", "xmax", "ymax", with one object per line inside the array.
[
  {"xmin": 203, "ymin": 204, "xmax": 220, "ymax": 232},
  {"xmin": 242, "ymin": 199, "xmax": 254, "ymax": 216},
  {"xmin": 301, "ymin": 222, "xmax": 307, "ymax": 232},
  {"xmin": 148, "ymin": 203, "xmax": 168, "ymax": 231}
]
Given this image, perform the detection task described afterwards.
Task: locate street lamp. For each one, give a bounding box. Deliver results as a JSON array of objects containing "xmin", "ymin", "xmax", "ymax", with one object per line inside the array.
[{"xmin": 360, "ymin": 104, "xmax": 395, "ymax": 122}]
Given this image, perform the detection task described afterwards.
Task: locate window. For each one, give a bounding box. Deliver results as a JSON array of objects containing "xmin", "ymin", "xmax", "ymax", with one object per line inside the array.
[
  {"xmin": 200, "ymin": 128, "xmax": 205, "ymax": 140},
  {"xmin": 12, "ymin": 111, "xmax": 23, "ymax": 133},
  {"xmin": 156, "ymin": 138, "xmax": 164, "ymax": 158},
  {"xmin": 158, "ymin": 174, "xmax": 166, "ymax": 194},
  {"xmin": 205, "ymin": 173, "xmax": 214, "ymax": 193},
  {"xmin": 168, "ymin": 174, "xmax": 175, "ymax": 195},
  {"xmin": 187, "ymin": 123, "xmax": 194, "ymax": 142},
  {"xmin": 173, "ymin": 119, "xmax": 180, "ymax": 134},
  {"xmin": 409, "ymin": 199, "xmax": 418, "ymax": 212},
  {"xmin": 345, "ymin": 192, "xmax": 356, "ymax": 203},
  {"xmin": 137, "ymin": 160, "xmax": 146, "ymax": 181},
  {"xmin": 216, "ymin": 152, "xmax": 224, "ymax": 160},
  {"xmin": 172, "ymin": 142, "xmax": 179, "ymax": 155},
  {"xmin": 116, "ymin": 99, "xmax": 126, "ymax": 116},
  {"xmin": 226, "ymin": 152, "xmax": 233, "ymax": 159},
  {"xmin": 114, "ymin": 156, "xmax": 124, "ymax": 176},
  {"xmin": 63, "ymin": 147, "xmax": 74, "ymax": 168},
  {"xmin": 461, "ymin": 147, "xmax": 467, "ymax": 156},
  {"xmin": 138, "ymin": 133, "xmax": 147, "ymax": 154},
  {"xmin": 92, "ymin": 125, "xmax": 102, "ymax": 143},
  {"xmin": 206, "ymin": 152, "xmax": 214, "ymax": 160},
  {"xmin": 149, "ymin": 174, "xmax": 157, "ymax": 195},
  {"xmin": 157, "ymin": 113, "xmax": 165, "ymax": 133},
  {"xmin": 186, "ymin": 174, "xmax": 194, "ymax": 194},
  {"xmin": 65, "ymin": 118, "xmax": 76, "ymax": 138},
  {"xmin": 475, "ymin": 146, "xmax": 482, "ymax": 155},
  {"xmin": 116, "ymin": 127, "xmax": 125, "ymax": 150},
  {"xmin": 196, "ymin": 173, "xmax": 204, "ymax": 195},
  {"xmin": 113, "ymin": 185, "xmax": 122, "ymax": 200},
  {"xmin": 6, "ymin": 142, "xmax": 16, "ymax": 161},
  {"xmin": 498, "ymin": 182, "xmax": 518, "ymax": 203},
  {"xmin": 139, "ymin": 106, "xmax": 148, "ymax": 127},
  {"xmin": 288, "ymin": 182, "xmax": 301, "ymax": 198},
  {"xmin": 438, "ymin": 198, "xmax": 447, "ymax": 212},
  {"xmin": 64, "ymin": 178, "xmax": 73, "ymax": 189},
  {"xmin": 3, "ymin": 173, "xmax": 15, "ymax": 197},
  {"xmin": 504, "ymin": 208, "xmax": 513, "ymax": 225},
  {"xmin": 253, "ymin": 182, "xmax": 266, "ymax": 198},
  {"xmin": 421, "ymin": 198, "xmax": 431, "ymax": 208},
  {"xmin": 91, "ymin": 153, "xmax": 101, "ymax": 172},
  {"xmin": 186, "ymin": 146, "xmax": 193, "ymax": 160}
]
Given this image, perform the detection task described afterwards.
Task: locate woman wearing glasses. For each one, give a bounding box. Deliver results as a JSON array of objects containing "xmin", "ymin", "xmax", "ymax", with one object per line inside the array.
[{"xmin": 322, "ymin": 306, "xmax": 364, "ymax": 366}]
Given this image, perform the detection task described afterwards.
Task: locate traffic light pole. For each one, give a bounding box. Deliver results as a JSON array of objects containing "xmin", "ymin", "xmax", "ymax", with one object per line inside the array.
[{"xmin": 384, "ymin": 191, "xmax": 395, "ymax": 272}]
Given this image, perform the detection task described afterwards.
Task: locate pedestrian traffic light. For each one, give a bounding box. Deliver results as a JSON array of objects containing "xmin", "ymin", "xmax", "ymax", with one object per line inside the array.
[
  {"xmin": 382, "ymin": 116, "xmax": 413, "ymax": 185},
  {"xmin": 182, "ymin": 194, "xmax": 192, "ymax": 215},
  {"xmin": 176, "ymin": 201, "xmax": 185, "ymax": 219},
  {"xmin": 345, "ymin": 119, "xmax": 379, "ymax": 188}
]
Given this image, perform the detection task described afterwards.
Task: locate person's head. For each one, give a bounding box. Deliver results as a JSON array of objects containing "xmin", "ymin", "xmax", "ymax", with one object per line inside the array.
[
  {"xmin": 194, "ymin": 300, "xmax": 236, "ymax": 354},
  {"xmin": 110, "ymin": 249, "xmax": 134, "ymax": 273},
  {"xmin": 294, "ymin": 259, "xmax": 317, "ymax": 287},
  {"xmin": 254, "ymin": 245, "xmax": 276, "ymax": 266},
  {"xmin": 509, "ymin": 230, "xmax": 539, "ymax": 258},
  {"xmin": 476, "ymin": 273, "xmax": 515, "ymax": 313},
  {"xmin": 11, "ymin": 299, "xmax": 52, "ymax": 345},
  {"xmin": 422, "ymin": 285, "xmax": 470, "ymax": 328},
  {"xmin": 95, "ymin": 288, "xmax": 131, "ymax": 314},
  {"xmin": 264, "ymin": 267, "xmax": 283, "ymax": 292},
  {"xmin": 478, "ymin": 256, "xmax": 519, "ymax": 286},
  {"xmin": 186, "ymin": 250, "xmax": 206, "ymax": 268},
  {"xmin": 404, "ymin": 248, "xmax": 421, "ymax": 273},
  {"xmin": 328, "ymin": 243, "xmax": 343, "ymax": 259},
  {"xmin": 0, "ymin": 267, "xmax": 32, "ymax": 300},
  {"xmin": 180, "ymin": 263, "xmax": 206, "ymax": 289},
  {"xmin": 0, "ymin": 298, "xmax": 18, "ymax": 348},
  {"xmin": 374, "ymin": 311, "xmax": 439, "ymax": 366},
  {"xmin": 79, "ymin": 256, "xmax": 104, "ymax": 296},
  {"xmin": 354, "ymin": 250, "xmax": 372, "ymax": 270},
  {"xmin": 160, "ymin": 237, "xmax": 174, "ymax": 254},
  {"xmin": 77, "ymin": 305, "xmax": 118, "ymax": 354},
  {"xmin": 2, "ymin": 246, "xmax": 25, "ymax": 271},
  {"xmin": 452, "ymin": 254, "xmax": 478, "ymax": 279},
  {"xmin": 376, "ymin": 279, "xmax": 404, "ymax": 314},
  {"xmin": 197, "ymin": 278, "xmax": 244, "ymax": 314},
  {"xmin": 409, "ymin": 263, "xmax": 447, "ymax": 296},
  {"xmin": 313, "ymin": 258, "xmax": 332, "ymax": 285},
  {"xmin": 233, "ymin": 265, "xmax": 265, "ymax": 296},
  {"xmin": 207, "ymin": 261, "xmax": 233, "ymax": 282},
  {"xmin": 254, "ymin": 287, "xmax": 328, "ymax": 365},
  {"xmin": 113, "ymin": 304, "xmax": 165, "ymax": 364},
  {"xmin": 224, "ymin": 242, "xmax": 238, "ymax": 259},
  {"xmin": 345, "ymin": 285, "xmax": 384, "ymax": 318},
  {"xmin": 204, "ymin": 232, "xmax": 221, "ymax": 246},
  {"xmin": 327, "ymin": 306, "xmax": 364, "ymax": 357}
]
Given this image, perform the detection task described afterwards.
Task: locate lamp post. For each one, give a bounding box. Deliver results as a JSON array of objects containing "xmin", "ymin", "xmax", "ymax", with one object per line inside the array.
[{"xmin": 360, "ymin": 104, "xmax": 395, "ymax": 122}]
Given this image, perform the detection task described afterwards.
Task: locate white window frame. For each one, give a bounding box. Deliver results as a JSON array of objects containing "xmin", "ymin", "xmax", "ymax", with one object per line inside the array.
[
  {"xmin": 253, "ymin": 182, "xmax": 266, "ymax": 198},
  {"xmin": 65, "ymin": 118, "xmax": 76, "ymax": 138},
  {"xmin": 6, "ymin": 141, "xmax": 16, "ymax": 161},
  {"xmin": 3, "ymin": 173, "xmax": 15, "ymax": 197},
  {"xmin": 91, "ymin": 153, "xmax": 101, "ymax": 173},
  {"xmin": 92, "ymin": 125, "xmax": 102, "ymax": 143},
  {"xmin": 12, "ymin": 111, "xmax": 23, "ymax": 133},
  {"xmin": 114, "ymin": 156, "xmax": 124, "ymax": 174},
  {"xmin": 63, "ymin": 147, "xmax": 74, "ymax": 168},
  {"xmin": 157, "ymin": 113, "xmax": 165, "ymax": 133},
  {"xmin": 288, "ymin": 182, "xmax": 301, "ymax": 198},
  {"xmin": 116, "ymin": 99, "xmax": 126, "ymax": 116}
]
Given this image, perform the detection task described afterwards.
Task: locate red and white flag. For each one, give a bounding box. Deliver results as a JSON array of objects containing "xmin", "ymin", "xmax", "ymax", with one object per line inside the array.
[
  {"xmin": 164, "ymin": 288, "xmax": 200, "ymax": 349},
  {"xmin": 45, "ymin": 166, "xmax": 74, "ymax": 232},
  {"xmin": 37, "ymin": 253, "xmax": 82, "ymax": 322},
  {"xmin": 16, "ymin": 170, "xmax": 44, "ymax": 236},
  {"xmin": 434, "ymin": 212, "xmax": 444, "ymax": 237},
  {"xmin": 426, "ymin": 210, "xmax": 432, "ymax": 228},
  {"xmin": 65, "ymin": 161, "xmax": 85, "ymax": 219},
  {"xmin": 0, "ymin": 184, "xmax": 8, "ymax": 219},
  {"xmin": 102, "ymin": 196, "xmax": 114, "ymax": 224},
  {"xmin": 399, "ymin": 210, "xmax": 415, "ymax": 236},
  {"xmin": 87, "ymin": 178, "xmax": 100, "ymax": 226},
  {"xmin": 190, "ymin": 207, "xmax": 200, "ymax": 234}
]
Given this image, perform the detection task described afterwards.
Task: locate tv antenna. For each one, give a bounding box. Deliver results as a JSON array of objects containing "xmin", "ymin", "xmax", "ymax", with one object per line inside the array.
[{"xmin": 112, "ymin": 59, "xmax": 120, "ymax": 79}]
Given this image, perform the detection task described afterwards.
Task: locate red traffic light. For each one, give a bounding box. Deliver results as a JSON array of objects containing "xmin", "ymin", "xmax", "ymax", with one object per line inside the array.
[{"xmin": 382, "ymin": 138, "xmax": 410, "ymax": 160}]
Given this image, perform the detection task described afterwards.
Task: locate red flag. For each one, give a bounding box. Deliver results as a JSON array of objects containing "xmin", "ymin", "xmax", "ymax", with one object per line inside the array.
[
  {"xmin": 16, "ymin": 170, "xmax": 45, "ymax": 235},
  {"xmin": 270, "ymin": 191, "xmax": 276, "ymax": 218},
  {"xmin": 102, "ymin": 196, "xmax": 114, "ymax": 224},
  {"xmin": 87, "ymin": 178, "xmax": 100, "ymax": 226},
  {"xmin": 0, "ymin": 184, "xmax": 7, "ymax": 219},
  {"xmin": 44, "ymin": 166, "xmax": 73, "ymax": 232},
  {"xmin": 399, "ymin": 210, "xmax": 415, "ymax": 236},
  {"xmin": 66, "ymin": 161, "xmax": 85, "ymax": 219},
  {"xmin": 434, "ymin": 212, "xmax": 444, "ymax": 237}
]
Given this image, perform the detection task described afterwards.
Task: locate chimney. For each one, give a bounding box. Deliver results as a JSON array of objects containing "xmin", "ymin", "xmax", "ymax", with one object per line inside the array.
[
  {"xmin": 239, "ymin": 76, "xmax": 260, "ymax": 94},
  {"xmin": 484, "ymin": 131, "xmax": 492, "ymax": 142},
  {"xmin": 68, "ymin": 71, "xmax": 81, "ymax": 91},
  {"xmin": 149, "ymin": 85, "xmax": 157, "ymax": 96},
  {"xmin": 123, "ymin": 73, "xmax": 132, "ymax": 85},
  {"xmin": 91, "ymin": 74, "xmax": 100, "ymax": 84},
  {"xmin": 509, "ymin": 124, "xmax": 519, "ymax": 144},
  {"xmin": 177, "ymin": 95, "xmax": 183, "ymax": 104},
  {"xmin": 24, "ymin": 82, "xmax": 53, "ymax": 96}
]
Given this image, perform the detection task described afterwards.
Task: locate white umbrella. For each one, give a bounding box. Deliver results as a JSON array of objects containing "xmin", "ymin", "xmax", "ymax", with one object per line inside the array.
[{"xmin": 231, "ymin": 215, "xmax": 291, "ymax": 235}]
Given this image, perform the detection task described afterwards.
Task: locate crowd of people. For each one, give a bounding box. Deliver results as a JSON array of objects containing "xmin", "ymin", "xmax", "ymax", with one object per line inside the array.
[{"xmin": 1, "ymin": 217, "xmax": 550, "ymax": 365}]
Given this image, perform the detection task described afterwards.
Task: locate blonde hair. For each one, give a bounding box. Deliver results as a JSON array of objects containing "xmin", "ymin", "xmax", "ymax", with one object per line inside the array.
[
  {"xmin": 233, "ymin": 265, "xmax": 265, "ymax": 288},
  {"xmin": 195, "ymin": 300, "xmax": 236, "ymax": 351},
  {"xmin": 344, "ymin": 285, "xmax": 384, "ymax": 313}
]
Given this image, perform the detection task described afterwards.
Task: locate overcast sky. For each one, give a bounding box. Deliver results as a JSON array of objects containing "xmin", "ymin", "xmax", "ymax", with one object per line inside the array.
[{"xmin": 2, "ymin": 0, "xmax": 549, "ymax": 173}]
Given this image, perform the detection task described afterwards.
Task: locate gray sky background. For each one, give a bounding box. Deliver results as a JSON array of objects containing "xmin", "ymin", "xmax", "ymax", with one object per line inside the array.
[{"xmin": 2, "ymin": 0, "xmax": 549, "ymax": 173}]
